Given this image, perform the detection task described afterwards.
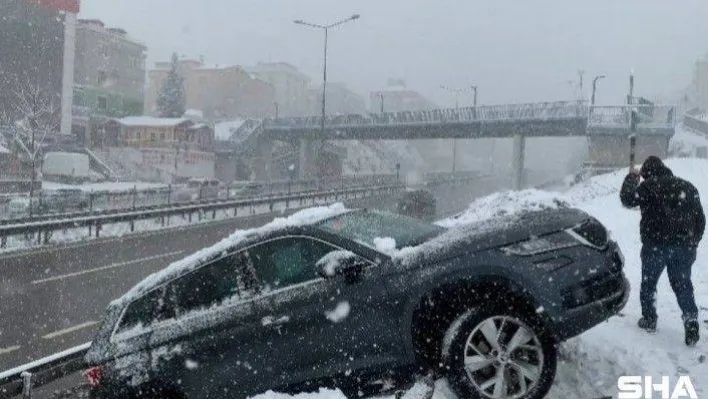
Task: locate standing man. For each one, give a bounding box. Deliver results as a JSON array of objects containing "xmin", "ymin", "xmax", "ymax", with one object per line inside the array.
[{"xmin": 620, "ymin": 156, "xmax": 704, "ymax": 346}]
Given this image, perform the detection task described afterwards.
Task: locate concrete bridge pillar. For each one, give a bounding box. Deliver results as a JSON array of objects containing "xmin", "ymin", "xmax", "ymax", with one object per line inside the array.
[
  {"xmin": 298, "ymin": 138, "xmax": 318, "ymax": 180},
  {"xmin": 253, "ymin": 136, "xmax": 272, "ymax": 181},
  {"xmin": 512, "ymin": 134, "xmax": 526, "ymax": 190}
]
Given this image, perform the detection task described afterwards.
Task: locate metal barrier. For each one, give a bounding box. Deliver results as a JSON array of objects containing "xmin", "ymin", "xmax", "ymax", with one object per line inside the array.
[
  {"xmin": 0, "ymin": 183, "xmax": 406, "ymax": 249},
  {"xmin": 0, "ymin": 342, "xmax": 90, "ymax": 398},
  {"xmin": 589, "ymin": 105, "xmax": 676, "ymax": 128},
  {"xmin": 0, "ymin": 174, "xmax": 400, "ymax": 223}
]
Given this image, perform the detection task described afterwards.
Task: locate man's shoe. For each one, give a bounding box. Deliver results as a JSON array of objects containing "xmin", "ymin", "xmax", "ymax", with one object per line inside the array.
[
  {"xmin": 685, "ymin": 319, "xmax": 699, "ymax": 347},
  {"xmin": 638, "ymin": 317, "xmax": 657, "ymax": 333}
]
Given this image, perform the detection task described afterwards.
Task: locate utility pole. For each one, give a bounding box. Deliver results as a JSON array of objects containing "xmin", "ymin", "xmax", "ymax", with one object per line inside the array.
[
  {"xmin": 379, "ymin": 93, "xmax": 384, "ymax": 113},
  {"xmin": 578, "ymin": 70, "xmax": 585, "ymax": 99}
]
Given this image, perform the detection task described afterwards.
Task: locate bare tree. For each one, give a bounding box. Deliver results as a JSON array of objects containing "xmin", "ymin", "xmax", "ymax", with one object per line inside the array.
[{"xmin": 8, "ymin": 81, "xmax": 61, "ymax": 211}]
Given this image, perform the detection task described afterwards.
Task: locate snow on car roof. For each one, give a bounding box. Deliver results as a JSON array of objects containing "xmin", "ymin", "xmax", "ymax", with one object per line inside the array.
[
  {"xmin": 112, "ymin": 203, "xmax": 351, "ymax": 306},
  {"xmin": 378, "ymin": 188, "xmax": 571, "ymax": 264}
]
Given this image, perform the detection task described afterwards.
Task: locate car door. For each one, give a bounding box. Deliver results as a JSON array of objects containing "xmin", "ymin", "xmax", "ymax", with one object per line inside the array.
[
  {"xmin": 247, "ymin": 235, "xmax": 395, "ymax": 389},
  {"xmin": 146, "ymin": 250, "xmax": 271, "ymax": 399}
]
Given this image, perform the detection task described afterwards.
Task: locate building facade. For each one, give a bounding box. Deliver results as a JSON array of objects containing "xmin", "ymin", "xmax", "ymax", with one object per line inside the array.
[
  {"xmin": 145, "ymin": 58, "xmax": 276, "ymax": 121},
  {"xmin": 370, "ymin": 79, "xmax": 438, "ymax": 113},
  {"xmin": 72, "ymin": 19, "xmax": 147, "ymax": 145},
  {"xmin": 98, "ymin": 116, "xmax": 215, "ymax": 181},
  {"xmin": 307, "ymin": 82, "xmax": 367, "ymax": 116},
  {"xmin": 0, "ymin": 0, "xmax": 73, "ymax": 133},
  {"xmin": 248, "ymin": 62, "xmax": 311, "ymax": 117}
]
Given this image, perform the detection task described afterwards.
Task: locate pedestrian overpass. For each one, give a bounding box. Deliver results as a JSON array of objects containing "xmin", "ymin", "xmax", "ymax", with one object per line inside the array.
[{"xmin": 218, "ymin": 100, "xmax": 675, "ymax": 188}]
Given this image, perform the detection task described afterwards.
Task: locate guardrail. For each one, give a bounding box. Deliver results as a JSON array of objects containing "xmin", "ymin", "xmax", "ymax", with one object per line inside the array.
[
  {"xmin": 589, "ymin": 105, "xmax": 676, "ymax": 128},
  {"xmin": 0, "ymin": 174, "xmax": 400, "ymax": 222},
  {"xmin": 683, "ymin": 107, "xmax": 708, "ymax": 134},
  {"xmin": 0, "ymin": 342, "xmax": 90, "ymax": 398},
  {"xmin": 0, "ymin": 183, "xmax": 406, "ymax": 249}
]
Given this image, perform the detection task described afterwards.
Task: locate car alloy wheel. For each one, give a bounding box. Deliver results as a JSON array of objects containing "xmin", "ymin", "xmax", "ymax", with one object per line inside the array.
[
  {"xmin": 463, "ymin": 316, "xmax": 543, "ymax": 398},
  {"xmin": 442, "ymin": 308, "xmax": 556, "ymax": 399}
]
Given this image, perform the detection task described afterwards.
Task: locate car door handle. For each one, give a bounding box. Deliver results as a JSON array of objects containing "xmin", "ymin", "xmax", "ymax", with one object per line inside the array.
[{"xmin": 261, "ymin": 315, "xmax": 290, "ymax": 327}]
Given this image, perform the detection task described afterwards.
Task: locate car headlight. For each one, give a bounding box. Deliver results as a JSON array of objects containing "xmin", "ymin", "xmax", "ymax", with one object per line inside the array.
[{"xmin": 501, "ymin": 231, "xmax": 579, "ymax": 256}]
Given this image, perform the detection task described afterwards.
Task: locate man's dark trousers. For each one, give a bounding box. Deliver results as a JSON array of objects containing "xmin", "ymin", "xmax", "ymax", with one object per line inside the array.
[{"xmin": 640, "ymin": 245, "xmax": 699, "ymax": 323}]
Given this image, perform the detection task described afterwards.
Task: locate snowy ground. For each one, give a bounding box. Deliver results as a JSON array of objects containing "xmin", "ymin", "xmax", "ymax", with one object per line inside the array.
[{"xmin": 249, "ymin": 158, "xmax": 708, "ymax": 399}]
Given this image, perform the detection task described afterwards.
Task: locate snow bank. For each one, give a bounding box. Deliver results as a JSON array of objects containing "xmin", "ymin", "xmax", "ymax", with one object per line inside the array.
[{"xmin": 112, "ymin": 203, "xmax": 349, "ymax": 306}]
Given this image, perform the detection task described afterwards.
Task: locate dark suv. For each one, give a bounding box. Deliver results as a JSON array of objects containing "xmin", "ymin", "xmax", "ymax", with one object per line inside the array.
[{"xmin": 85, "ymin": 207, "xmax": 629, "ymax": 399}]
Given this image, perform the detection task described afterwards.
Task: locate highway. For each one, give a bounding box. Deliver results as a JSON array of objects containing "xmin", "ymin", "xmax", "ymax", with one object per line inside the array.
[{"xmin": 0, "ymin": 173, "xmax": 552, "ymax": 390}]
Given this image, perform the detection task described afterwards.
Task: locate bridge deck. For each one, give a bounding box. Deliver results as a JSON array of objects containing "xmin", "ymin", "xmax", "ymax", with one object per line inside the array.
[{"xmin": 260, "ymin": 101, "xmax": 676, "ymax": 141}]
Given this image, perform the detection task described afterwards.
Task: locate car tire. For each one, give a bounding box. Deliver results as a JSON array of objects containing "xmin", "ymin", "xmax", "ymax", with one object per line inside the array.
[{"xmin": 441, "ymin": 306, "xmax": 556, "ymax": 399}]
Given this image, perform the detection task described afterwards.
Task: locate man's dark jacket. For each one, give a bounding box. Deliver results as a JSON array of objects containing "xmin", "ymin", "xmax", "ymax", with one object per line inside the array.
[{"xmin": 620, "ymin": 158, "xmax": 705, "ymax": 247}]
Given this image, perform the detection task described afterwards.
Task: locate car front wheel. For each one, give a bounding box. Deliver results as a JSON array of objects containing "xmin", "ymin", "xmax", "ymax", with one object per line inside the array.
[{"xmin": 441, "ymin": 307, "xmax": 557, "ymax": 399}]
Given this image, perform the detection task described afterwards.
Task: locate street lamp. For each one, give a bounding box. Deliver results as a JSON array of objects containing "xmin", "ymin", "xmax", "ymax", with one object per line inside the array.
[
  {"xmin": 591, "ymin": 75, "xmax": 606, "ymax": 106},
  {"xmin": 294, "ymin": 14, "xmax": 360, "ymax": 178},
  {"xmin": 440, "ymin": 85, "xmax": 478, "ymax": 173}
]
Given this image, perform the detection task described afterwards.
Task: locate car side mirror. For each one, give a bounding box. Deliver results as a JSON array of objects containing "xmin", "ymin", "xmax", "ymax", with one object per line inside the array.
[{"xmin": 316, "ymin": 251, "xmax": 366, "ymax": 280}]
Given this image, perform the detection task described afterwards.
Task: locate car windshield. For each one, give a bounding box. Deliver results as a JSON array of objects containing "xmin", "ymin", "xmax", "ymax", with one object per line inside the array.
[{"xmin": 316, "ymin": 210, "xmax": 445, "ymax": 249}]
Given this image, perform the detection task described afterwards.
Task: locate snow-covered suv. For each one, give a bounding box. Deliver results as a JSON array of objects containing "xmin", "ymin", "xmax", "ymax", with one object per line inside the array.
[{"xmin": 84, "ymin": 205, "xmax": 629, "ymax": 399}]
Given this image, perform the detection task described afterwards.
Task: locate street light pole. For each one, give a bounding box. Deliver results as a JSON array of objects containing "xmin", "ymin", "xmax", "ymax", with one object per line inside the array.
[
  {"xmin": 379, "ymin": 93, "xmax": 384, "ymax": 113},
  {"xmin": 591, "ymin": 75, "xmax": 606, "ymax": 106},
  {"xmin": 294, "ymin": 14, "xmax": 360, "ymax": 179},
  {"xmin": 440, "ymin": 84, "xmax": 478, "ymax": 174}
]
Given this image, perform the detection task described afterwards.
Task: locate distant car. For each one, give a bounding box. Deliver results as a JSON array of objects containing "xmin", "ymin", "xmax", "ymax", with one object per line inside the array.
[
  {"xmin": 173, "ymin": 179, "xmax": 221, "ymax": 202},
  {"xmin": 85, "ymin": 207, "xmax": 628, "ymax": 399},
  {"xmin": 396, "ymin": 189, "xmax": 436, "ymax": 221},
  {"xmin": 40, "ymin": 189, "xmax": 89, "ymax": 214},
  {"xmin": 6, "ymin": 196, "xmax": 31, "ymax": 218}
]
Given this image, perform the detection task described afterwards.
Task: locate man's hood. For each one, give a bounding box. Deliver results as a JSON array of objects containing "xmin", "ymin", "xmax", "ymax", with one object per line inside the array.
[{"xmin": 641, "ymin": 156, "xmax": 673, "ymax": 179}]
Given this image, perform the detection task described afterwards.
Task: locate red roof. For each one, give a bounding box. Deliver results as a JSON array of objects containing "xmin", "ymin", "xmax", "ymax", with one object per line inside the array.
[{"xmin": 24, "ymin": 0, "xmax": 80, "ymax": 13}]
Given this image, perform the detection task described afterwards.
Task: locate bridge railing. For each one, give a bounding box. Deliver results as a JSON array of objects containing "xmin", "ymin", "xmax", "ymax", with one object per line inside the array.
[
  {"xmin": 683, "ymin": 107, "xmax": 708, "ymax": 134},
  {"xmin": 264, "ymin": 100, "xmax": 588, "ymax": 129},
  {"xmin": 589, "ymin": 105, "xmax": 676, "ymax": 128}
]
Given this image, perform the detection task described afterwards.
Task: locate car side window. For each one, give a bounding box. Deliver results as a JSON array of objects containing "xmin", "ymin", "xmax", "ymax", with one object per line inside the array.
[
  {"xmin": 163, "ymin": 251, "xmax": 260, "ymax": 317},
  {"xmin": 115, "ymin": 286, "xmax": 165, "ymax": 335},
  {"xmin": 247, "ymin": 237, "xmax": 337, "ymax": 290}
]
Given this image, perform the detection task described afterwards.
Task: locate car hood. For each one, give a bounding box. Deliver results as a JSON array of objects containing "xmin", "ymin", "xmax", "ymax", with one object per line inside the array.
[{"xmin": 397, "ymin": 207, "xmax": 594, "ymax": 265}]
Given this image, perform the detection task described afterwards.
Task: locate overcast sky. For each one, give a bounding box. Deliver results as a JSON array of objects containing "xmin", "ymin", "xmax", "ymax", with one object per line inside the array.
[{"xmin": 80, "ymin": 0, "xmax": 708, "ymax": 108}]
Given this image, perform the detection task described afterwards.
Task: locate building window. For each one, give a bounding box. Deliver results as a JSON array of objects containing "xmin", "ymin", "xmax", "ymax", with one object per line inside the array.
[
  {"xmin": 98, "ymin": 96, "xmax": 107, "ymax": 111},
  {"xmin": 160, "ymin": 132, "xmax": 165, "ymax": 141},
  {"xmin": 98, "ymin": 71, "xmax": 107, "ymax": 86},
  {"xmin": 151, "ymin": 132, "xmax": 156, "ymax": 141}
]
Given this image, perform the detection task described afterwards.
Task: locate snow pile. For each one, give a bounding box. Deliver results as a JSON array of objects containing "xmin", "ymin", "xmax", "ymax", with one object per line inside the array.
[
  {"xmin": 214, "ymin": 119, "xmax": 246, "ymax": 141},
  {"xmin": 315, "ymin": 250, "xmax": 357, "ymax": 277},
  {"xmin": 325, "ymin": 301, "xmax": 351, "ymax": 323},
  {"xmin": 671, "ymin": 125, "xmax": 708, "ymax": 158},
  {"xmin": 113, "ymin": 203, "xmax": 350, "ymax": 306},
  {"xmin": 373, "ymin": 237, "xmax": 397, "ymax": 254},
  {"xmin": 436, "ymin": 188, "xmax": 569, "ymax": 228}
]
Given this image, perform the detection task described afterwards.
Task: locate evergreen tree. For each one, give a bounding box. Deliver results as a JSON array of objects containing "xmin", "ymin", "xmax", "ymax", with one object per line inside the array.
[{"xmin": 156, "ymin": 53, "xmax": 186, "ymax": 118}]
